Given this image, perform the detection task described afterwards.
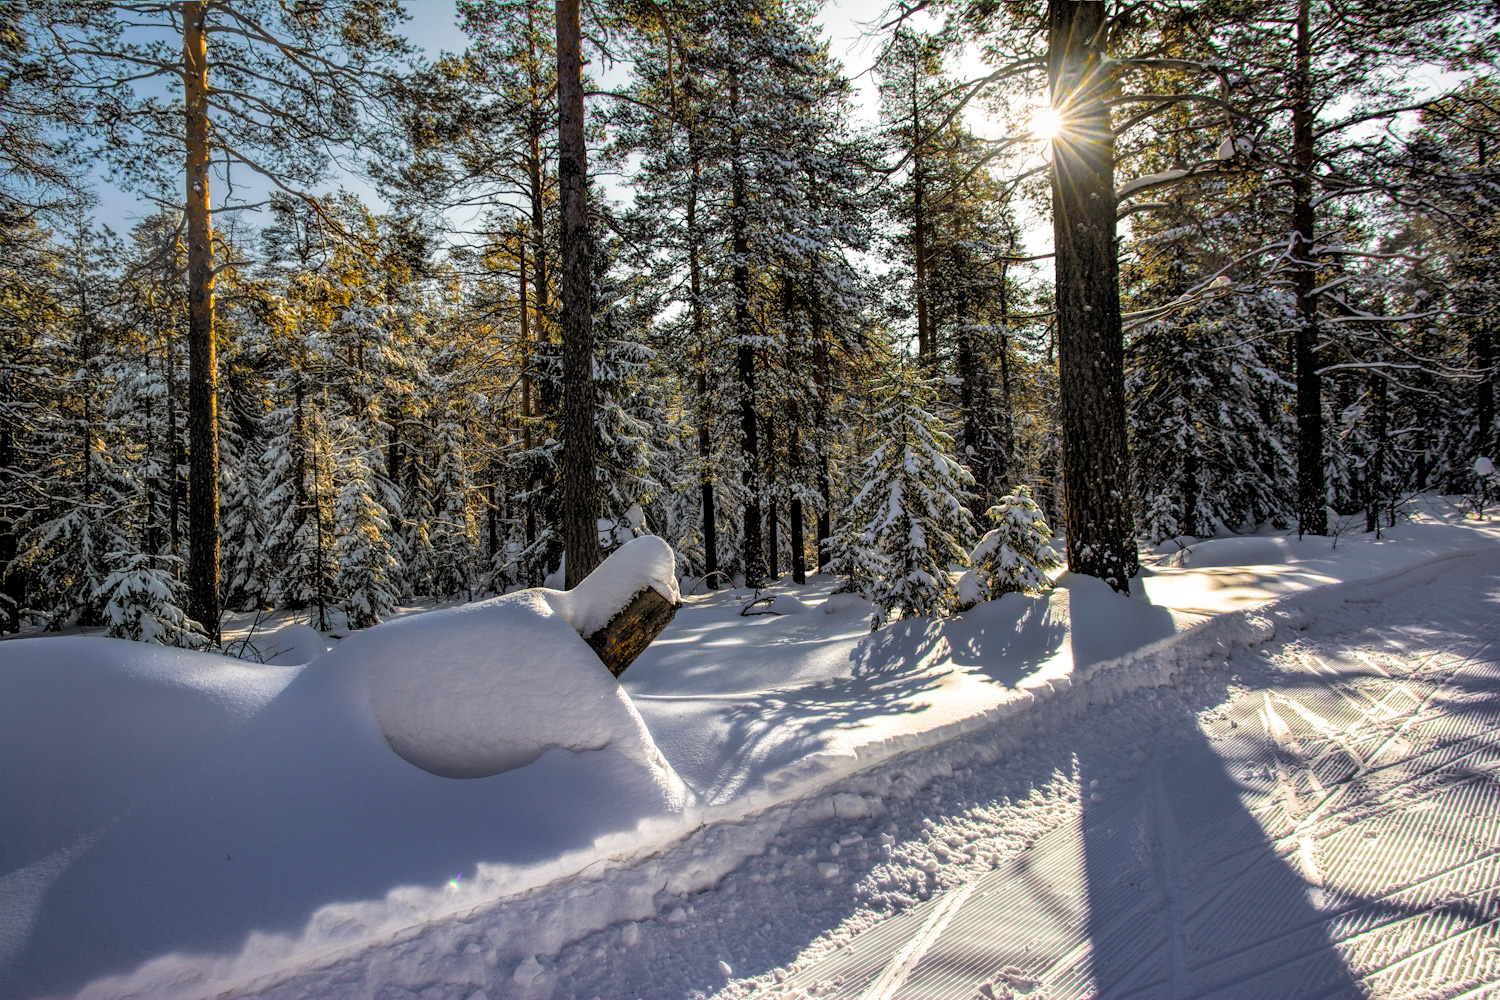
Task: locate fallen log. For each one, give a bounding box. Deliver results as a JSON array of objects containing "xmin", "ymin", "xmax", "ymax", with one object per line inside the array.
[{"xmin": 584, "ymin": 585, "xmax": 680, "ymax": 677}]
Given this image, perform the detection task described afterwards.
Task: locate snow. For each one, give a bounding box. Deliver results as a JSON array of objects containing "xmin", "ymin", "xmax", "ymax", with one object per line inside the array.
[
  {"xmin": 258, "ymin": 624, "xmax": 329, "ymax": 666},
  {"xmin": 1, "ymin": 505, "xmax": 1497, "ymax": 1000},
  {"xmin": 356, "ymin": 535, "xmax": 684, "ymax": 778}
]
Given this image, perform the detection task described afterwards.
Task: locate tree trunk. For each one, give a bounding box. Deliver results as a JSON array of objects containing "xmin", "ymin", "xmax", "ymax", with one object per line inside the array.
[
  {"xmin": 555, "ymin": 0, "xmax": 600, "ymax": 588},
  {"xmin": 766, "ymin": 414, "xmax": 778, "ymax": 580},
  {"xmin": 1048, "ymin": 0, "xmax": 1137, "ymax": 593},
  {"xmin": 0, "ymin": 371, "xmax": 19, "ymax": 632},
  {"xmin": 955, "ymin": 278, "xmax": 983, "ymax": 495},
  {"xmin": 790, "ymin": 422, "xmax": 806, "ymax": 584},
  {"xmin": 814, "ymin": 331, "xmax": 831, "ymax": 571},
  {"xmin": 1290, "ymin": 0, "xmax": 1327, "ymax": 536},
  {"xmin": 519, "ymin": 237, "xmax": 537, "ymax": 556},
  {"xmin": 730, "ymin": 73, "xmax": 764, "ymax": 588},
  {"xmin": 689, "ymin": 146, "xmax": 718, "ymax": 589},
  {"xmin": 910, "ymin": 67, "xmax": 931, "ymax": 361},
  {"xmin": 1476, "ymin": 319, "xmax": 1496, "ymax": 457},
  {"xmin": 183, "ymin": 1, "xmax": 220, "ymax": 638},
  {"xmin": 1366, "ymin": 372, "xmax": 1387, "ymax": 534},
  {"xmin": 997, "ymin": 265, "xmax": 1014, "ymax": 488},
  {"xmin": 583, "ymin": 586, "xmax": 680, "ymax": 677}
]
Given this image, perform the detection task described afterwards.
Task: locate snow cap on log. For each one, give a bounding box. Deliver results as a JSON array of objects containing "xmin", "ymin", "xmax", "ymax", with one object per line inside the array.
[{"xmin": 545, "ymin": 535, "xmax": 682, "ymax": 677}]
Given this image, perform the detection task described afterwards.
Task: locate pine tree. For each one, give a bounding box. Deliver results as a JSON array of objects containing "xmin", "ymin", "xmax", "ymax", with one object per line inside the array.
[
  {"xmin": 836, "ymin": 362, "xmax": 975, "ymax": 624},
  {"xmin": 94, "ymin": 549, "xmax": 201, "ymax": 646},
  {"xmin": 332, "ymin": 446, "xmax": 398, "ymax": 629},
  {"xmin": 964, "ymin": 486, "xmax": 1060, "ymax": 605}
]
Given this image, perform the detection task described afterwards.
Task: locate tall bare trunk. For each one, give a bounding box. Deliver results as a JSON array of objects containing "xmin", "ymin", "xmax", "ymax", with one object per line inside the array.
[
  {"xmin": 1049, "ymin": 0, "xmax": 1137, "ymax": 593},
  {"xmin": 730, "ymin": 73, "xmax": 763, "ymax": 588},
  {"xmin": 790, "ymin": 420, "xmax": 805, "ymax": 584},
  {"xmin": 555, "ymin": 0, "xmax": 600, "ymax": 588},
  {"xmin": 519, "ymin": 237, "xmax": 537, "ymax": 555},
  {"xmin": 689, "ymin": 147, "xmax": 718, "ymax": 588},
  {"xmin": 1290, "ymin": 0, "xmax": 1327, "ymax": 536},
  {"xmin": 0, "ymin": 368, "xmax": 18, "ymax": 632},
  {"xmin": 183, "ymin": 1, "xmax": 220, "ymax": 637},
  {"xmin": 910, "ymin": 68, "xmax": 931, "ymax": 360},
  {"xmin": 1477, "ymin": 319, "xmax": 1496, "ymax": 457}
]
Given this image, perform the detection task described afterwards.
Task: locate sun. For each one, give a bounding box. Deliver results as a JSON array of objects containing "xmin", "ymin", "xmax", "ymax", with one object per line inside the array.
[{"xmin": 1030, "ymin": 105, "xmax": 1064, "ymax": 140}]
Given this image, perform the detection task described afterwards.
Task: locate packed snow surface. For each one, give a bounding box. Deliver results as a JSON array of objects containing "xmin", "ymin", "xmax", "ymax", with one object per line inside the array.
[{"xmin": 1, "ymin": 504, "xmax": 1497, "ymax": 1000}]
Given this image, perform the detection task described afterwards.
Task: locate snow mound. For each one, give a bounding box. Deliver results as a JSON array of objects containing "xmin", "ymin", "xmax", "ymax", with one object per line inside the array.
[
  {"xmin": 820, "ymin": 591, "xmax": 872, "ymax": 616},
  {"xmin": 258, "ymin": 623, "xmax": 329, "ymax": 665},
  {"xmin": 770, "ymin": 594, "xmax": 811, "ymax": 615},
  {"xmin": 348, "ymin": 535, "xmax": 686, "ymax": 780}
]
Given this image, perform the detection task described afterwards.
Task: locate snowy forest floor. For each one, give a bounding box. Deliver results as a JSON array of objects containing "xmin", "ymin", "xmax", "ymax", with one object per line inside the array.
[{"xmin": 3, "ymin": 499, "xmax": 1499, "ymax": 1000}]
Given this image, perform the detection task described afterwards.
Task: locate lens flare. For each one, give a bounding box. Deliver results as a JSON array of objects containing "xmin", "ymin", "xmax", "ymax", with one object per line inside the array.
[{"xmin": 1030, "ymin": 106, "xmax": 1064, "ymax": 140}]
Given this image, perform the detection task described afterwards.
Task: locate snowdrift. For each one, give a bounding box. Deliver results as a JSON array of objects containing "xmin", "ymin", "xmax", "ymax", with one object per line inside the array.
[
  {"xmin": 357, "ymin": 534, "xmax": 683, "ymax": 778},
  {"xmin": 1, "ymin": 509, "xmax": 1496, "ymax": 1000}
]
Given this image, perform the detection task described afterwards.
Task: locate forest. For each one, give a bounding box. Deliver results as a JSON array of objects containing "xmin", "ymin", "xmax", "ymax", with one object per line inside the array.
[{"xmin": 1, "ymin": 0, "xmax": 1496, "ymax": 648}]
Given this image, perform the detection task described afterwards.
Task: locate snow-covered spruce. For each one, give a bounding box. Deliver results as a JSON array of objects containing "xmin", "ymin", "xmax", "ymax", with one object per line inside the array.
[
  {"xmin": 93, "ymin": 549, "xmax": 203, "ymax": 646},
  {"xmin": 958, "ymin": 485, "xmax": 1061, "ymax": 608},
  {"xmin": 834, "ymin": 365, "xmax": 976, "ymax": 625}
]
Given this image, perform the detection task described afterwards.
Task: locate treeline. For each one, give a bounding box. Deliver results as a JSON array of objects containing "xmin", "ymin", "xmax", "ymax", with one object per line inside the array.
[{"xmin": 1, "ymin": 0, "xmax": 1496, "ymax": 644}]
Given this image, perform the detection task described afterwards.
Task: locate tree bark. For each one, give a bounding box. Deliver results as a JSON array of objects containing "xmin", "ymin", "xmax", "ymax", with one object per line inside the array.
[
  {"xmin": 730, "ymin": 73, "xmax": 764, "ymax": 588},
  {"xmin": 997, "ymin": 265, "xmax": 1014, "ymax": 488},
  {"xmin": 1366, "ymin": 371, "xmax": 1387, "ymax": 534},
  {"xmin": 689, "ymin": 145, "xmax": 718, "ymax": 588},
  {"xmin": 1048, "ymin": 0, "xmax": 1137, "ymax": 593},
  {"xmin": 1290, "ymin": 0, "xmax": 1327, "ymax": 536},
  {"xmin": 910, "ymin": 64, "xmax": 931, "ymax": 361},
  {"xmin": 583, "ymin": 586, "xmax": 680, "ymax": 677},
  {"xmin": 0, "ymin": 371, "xmax": 18, "ymax": 632},
  {"xmin": 183, "ymin": 1, "xmax": 220, "ymax": 638},
  {"xmin": 1476, "ymin": 319, "xmax": 1496, "ymax": 457},
  {"xmin": 555, "ymin": 0, "xmax": 600, "ymax": 588},
  {"xmin": 790, "ymin": 421, "xmax": 806, "ymax": 584},
  {"xmin": 519, "ymin": 236, "xmax": 537, "ymax": 556},
  {"xmin": 766, "ymin": 414, "xmax": 778, "ymax": 580}
]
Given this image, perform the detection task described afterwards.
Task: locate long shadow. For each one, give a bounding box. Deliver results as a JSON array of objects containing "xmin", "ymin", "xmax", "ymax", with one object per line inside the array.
[
  {"xmin": 664, "ymin": 618, "xmax": 951, "ymax": 802},
  {"xmin": 1073, "ymin": 680, "xmax": 1364, "ymax": 999}
]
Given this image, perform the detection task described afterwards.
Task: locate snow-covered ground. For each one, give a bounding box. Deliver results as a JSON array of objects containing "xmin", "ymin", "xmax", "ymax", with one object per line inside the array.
[{"xmin": 2, "ymin": 501, "xmax": 1497, "ymax": 1000}]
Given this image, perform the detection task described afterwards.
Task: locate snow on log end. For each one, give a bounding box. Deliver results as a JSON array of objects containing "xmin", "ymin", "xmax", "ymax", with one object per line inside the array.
[{"xmin": 544, "ymin": 535, "xmax": 682, "ymax": 641}]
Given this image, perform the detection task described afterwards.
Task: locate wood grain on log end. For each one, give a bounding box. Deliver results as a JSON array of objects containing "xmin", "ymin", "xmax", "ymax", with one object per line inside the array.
[{"xmin": 585, "ymin": 586, "xmax": 680, "ymax": 678}]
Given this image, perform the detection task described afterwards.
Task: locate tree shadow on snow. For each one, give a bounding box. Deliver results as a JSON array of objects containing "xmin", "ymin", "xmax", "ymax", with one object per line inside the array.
[
  {"xmin": 684, "ymin": 619, "xmax": 950, "ymax": 804},
  {"xmin": 1071, "ymin": 686, "xmax": 1364, "ymax": 999}
]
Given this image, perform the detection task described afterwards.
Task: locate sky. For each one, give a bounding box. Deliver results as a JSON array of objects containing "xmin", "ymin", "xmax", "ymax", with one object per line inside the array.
[{"xmin": 89, "ymin": 0, "xmax": 1057, "ymax": 252}]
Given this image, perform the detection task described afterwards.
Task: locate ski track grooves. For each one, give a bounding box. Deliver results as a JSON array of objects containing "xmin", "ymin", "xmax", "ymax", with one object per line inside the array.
[{"xmin": 754, "ymin": 552, "xmax": 1500, "ymax": 1000}]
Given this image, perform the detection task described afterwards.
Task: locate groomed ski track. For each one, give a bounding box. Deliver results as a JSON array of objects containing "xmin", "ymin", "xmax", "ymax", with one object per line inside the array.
[{"xmin": 753, "ymin": 550, "xmax": 1500, "ymax": 1000}]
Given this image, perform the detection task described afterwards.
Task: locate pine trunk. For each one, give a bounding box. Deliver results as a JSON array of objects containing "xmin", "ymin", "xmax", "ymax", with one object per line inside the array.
[
  {"xmin": 1476, "ymin": 320, "xmax": 1496, "ymax": 457},
  {"xmin": 766, "ymin": 415, "xmax": 778, "ymax": 580},
  {"xmin": 555, "ymin": 0, "xmax": 600, "ymax": 588},
  {"xmin": 1290, "ymin": 0, "xmax": 1327, "ymax": 536},
  {"xmin": 183, "ymin": 1, "xmax": 220, "ymax": 638},
  {"xmin": 730, "ymin": 74, "xmax": 764, "ymax": 588},
  {"xmin": 1367, "ymin": 372, "xmax": 1387, "ymax": 533},
  {"xmin": 0, "ymin": 376, "xmax": 18, "ymax": 631},
  {"xmin": 689, "ymin": 148, "xmax": 718, "ymax": 589},
  {"xmin": 1048, "ymin": 0, "xmax": 1137, "ymax": 593},
  {"xmin": 790, "ymin": 422, "xmax": 805, "ymax": 585}
]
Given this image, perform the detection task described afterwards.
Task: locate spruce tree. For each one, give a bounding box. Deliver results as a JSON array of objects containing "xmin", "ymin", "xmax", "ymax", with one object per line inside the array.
[{"xmin": 836, "ymin": 362, "xmax": 975, "ymax": 624}]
